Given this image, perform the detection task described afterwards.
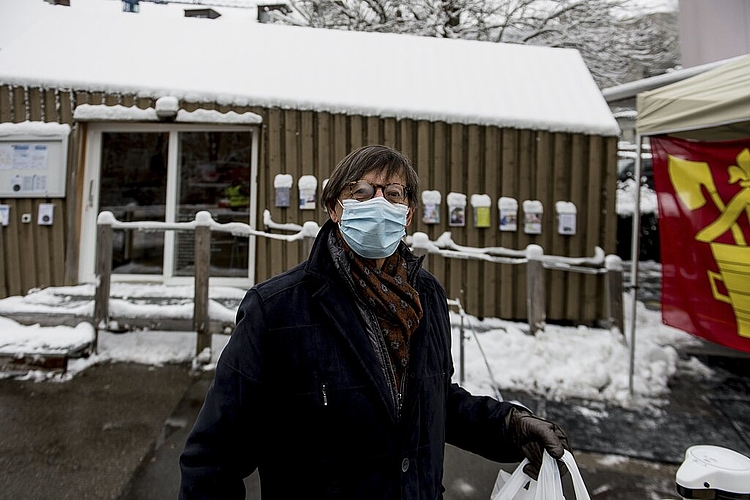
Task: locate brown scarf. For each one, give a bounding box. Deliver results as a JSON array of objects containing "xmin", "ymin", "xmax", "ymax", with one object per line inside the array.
[{"xmin": 336, "ymin": 232, "xmax": 423, "ymax": 389}]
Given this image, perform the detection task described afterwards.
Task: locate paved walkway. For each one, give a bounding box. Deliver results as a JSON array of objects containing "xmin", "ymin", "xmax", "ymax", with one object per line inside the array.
[{"xmin": 2, "ymin": 346, "xmax": 748, "ymax": 500}]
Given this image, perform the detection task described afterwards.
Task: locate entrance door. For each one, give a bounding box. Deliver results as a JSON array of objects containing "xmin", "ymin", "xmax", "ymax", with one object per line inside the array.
[{"xmin": 79, "ymin": 123, "xmax": 258, "ymax": 286}]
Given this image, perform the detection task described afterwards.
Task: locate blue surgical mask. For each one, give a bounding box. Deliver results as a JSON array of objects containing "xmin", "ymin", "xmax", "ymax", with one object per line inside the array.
[{"xmin": 338, "ymin": 197, "xmax": 409, "ymax": 259}]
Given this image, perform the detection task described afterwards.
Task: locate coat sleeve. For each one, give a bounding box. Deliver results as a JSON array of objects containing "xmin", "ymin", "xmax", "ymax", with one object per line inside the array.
[
  {"xmin": 445, "ymin": 383, "xmax": 525, "ymax": 463},
  {"xmin": 178, "ymin": 289, "xmax": 267, "ymax": 500},
  {"xmin": 424, "ymin": 274, "xmax": 525, "ymax": 464}
]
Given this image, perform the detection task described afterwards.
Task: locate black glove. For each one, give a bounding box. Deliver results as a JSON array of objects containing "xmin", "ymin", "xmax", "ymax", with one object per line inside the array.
[{"xmin": 506, "ymin": 406, "xmax": 571, "ymax": 480}]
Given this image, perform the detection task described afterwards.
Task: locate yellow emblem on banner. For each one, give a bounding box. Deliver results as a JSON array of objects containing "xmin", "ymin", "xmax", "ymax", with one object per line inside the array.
[{"xmin": 669, "ymin": 149, "xmax": 750, "ymax": 338}]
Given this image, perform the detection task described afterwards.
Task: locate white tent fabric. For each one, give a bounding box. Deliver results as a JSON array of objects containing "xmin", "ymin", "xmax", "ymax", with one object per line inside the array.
[
  {"xmin": 636, "ymin": 54, "xmax": 750, "ymax": 140},
  {"xmin": 628, "ymin": 54, "xmax": 750, "ymax": 391}
]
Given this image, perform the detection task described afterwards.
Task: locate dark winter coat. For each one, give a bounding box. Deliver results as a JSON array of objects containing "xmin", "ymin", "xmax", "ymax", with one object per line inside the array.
[{"xmin": 179, "ymin": 220, "xmax": 523, "ymax": 499}]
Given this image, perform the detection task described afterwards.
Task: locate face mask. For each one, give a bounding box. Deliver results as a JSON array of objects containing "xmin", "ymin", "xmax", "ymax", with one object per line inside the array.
[{"xmin": 338, "ymin": 197, "xmax": 409, "ymax": 259}]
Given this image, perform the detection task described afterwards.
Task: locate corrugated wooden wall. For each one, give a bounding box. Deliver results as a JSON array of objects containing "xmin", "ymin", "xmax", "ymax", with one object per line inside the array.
[
  {"xmin": 0, "ymin": 85, "xmax": 75, "ymax": 298},
  {"xmin": 255, "ymin": 109, "xmax": 619, "ymax": 325},
  {"xmin": 0, "ymin": 84, "xmax": 619, "ymax": 325}
]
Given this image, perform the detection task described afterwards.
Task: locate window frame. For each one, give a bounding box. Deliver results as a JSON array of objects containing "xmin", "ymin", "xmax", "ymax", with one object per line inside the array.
[{"xmin": 79, "ymin": 121, "xmax": 259, "ymax": 288}]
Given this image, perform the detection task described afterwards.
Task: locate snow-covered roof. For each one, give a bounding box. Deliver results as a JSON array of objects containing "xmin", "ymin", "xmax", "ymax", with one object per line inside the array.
[{"xmin": 0, "ymin": 0, "xmax": 620, "ymax": 136}]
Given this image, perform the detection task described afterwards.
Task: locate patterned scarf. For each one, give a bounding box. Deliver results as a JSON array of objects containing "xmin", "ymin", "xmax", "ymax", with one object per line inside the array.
[{"xmin": 335, "ymin": 231, "xmax": 423, "ymax": 389}]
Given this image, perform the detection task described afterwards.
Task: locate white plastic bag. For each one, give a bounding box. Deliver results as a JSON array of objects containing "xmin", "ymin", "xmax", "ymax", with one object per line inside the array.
[
  {"xmin": 490, "ymin": 451, "xmax": 591, "ymax": 500},
  {"xmin": 490, "ymin": 464, "xmax": 537, "ymax": 500}
]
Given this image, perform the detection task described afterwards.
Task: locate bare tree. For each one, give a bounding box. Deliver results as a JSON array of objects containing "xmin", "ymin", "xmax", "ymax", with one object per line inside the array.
[{"xmin": 271, "ymin": 0, "xmax": 680, "ymax": 88}]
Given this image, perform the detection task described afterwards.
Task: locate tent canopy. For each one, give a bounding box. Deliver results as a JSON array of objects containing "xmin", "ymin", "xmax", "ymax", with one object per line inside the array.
[{"xmin": 636, "ymin": 54, "xmax": 750, "ymax": 140}]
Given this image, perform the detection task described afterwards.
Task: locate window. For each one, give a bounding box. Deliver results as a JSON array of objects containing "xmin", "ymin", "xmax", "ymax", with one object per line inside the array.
[{"xmin": 80, "ymin": 123, "xmax": 258, "ymax": 286}]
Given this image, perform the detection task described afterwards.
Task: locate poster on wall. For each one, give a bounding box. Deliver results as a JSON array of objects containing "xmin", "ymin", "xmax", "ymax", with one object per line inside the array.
[
  {"xmin": 274, "ymin": 174, "xmax": 293, "ymax": 207},
  {"xmin": 0, "ymin": 204, "xmax": 9, "ymax": 226},
  {"xmin": 422, "ymin": 190, "xmax": 441, "ymax": 224},
  {"xmin": 498, "ymin": 197, "xmax": 518, "ymax": 232},
  {"xmin": 555, "ymin": 201, "xmax": 577, "ymax": 235},
  {"xmin": 298, "ymin": 175, "xmax": 318, "ymax": 210},
  {"xmin": 470, "ymin": 194, "xmax": 491, "ymax": 228},
  {"xmin": 523, "ymin": 200, "xmax": 543, "ymax": 234},
  {"xmin": 447, "ymin": 192, "xmax": 467, "ymax": 227},
  {"xmin": 651, "ymin": 136, "xmax": 750, "ymax": 353}
]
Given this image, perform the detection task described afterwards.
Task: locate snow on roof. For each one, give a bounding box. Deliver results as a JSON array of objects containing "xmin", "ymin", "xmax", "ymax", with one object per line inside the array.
[{"xmin": 0, "ymin": 0, "xmax": 620, "ymax": 136}]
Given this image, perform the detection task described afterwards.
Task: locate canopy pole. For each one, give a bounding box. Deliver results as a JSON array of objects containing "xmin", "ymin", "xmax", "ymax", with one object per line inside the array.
[{"xmin": 628, "ymin": 134, "xmax": 645, "ymax": 397}]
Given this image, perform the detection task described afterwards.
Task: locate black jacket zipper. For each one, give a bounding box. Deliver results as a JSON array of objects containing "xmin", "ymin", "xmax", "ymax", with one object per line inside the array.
[{"xmin": 321, "ymin": 382, "xmax": 329, "ymax": 407}]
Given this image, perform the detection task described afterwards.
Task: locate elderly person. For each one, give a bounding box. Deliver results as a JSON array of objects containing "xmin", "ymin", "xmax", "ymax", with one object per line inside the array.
[{"xmin": 179, "ymin": 145, "xmax": 570, "ymax": 499}]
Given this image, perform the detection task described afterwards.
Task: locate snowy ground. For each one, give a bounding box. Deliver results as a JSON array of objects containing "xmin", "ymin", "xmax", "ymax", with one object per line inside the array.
[{"xmin": 0, "ymin": 281, "xmax": 708, "ymax": 409}]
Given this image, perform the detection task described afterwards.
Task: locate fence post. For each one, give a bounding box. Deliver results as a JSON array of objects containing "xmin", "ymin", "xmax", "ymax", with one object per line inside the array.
[
  {"xmin": 526, "ymin": 244, "xmax": 546, "ymax": 335},
  {"xmin": 410, "ymin": 232, "xmax": 430, "ymax": 264},
  {"xmin": 194, "ymin": 212, "xmax": 212, "ymax": 358},
  {"xmin": 0, "ymin": 225, "xmax": 6, "ymax": 299},
  {"xmin": 605, "ymin": 255, "xmax": 625, "ymax": 335},
  {"xmin": 301, "ymin": 221, "xmax": 320, "ymax": 258},
  {"xmin": 94, "ymin": 212, "xmax": 114, "ymax": 351},
  {"xmin": 302, "ymin": 235, "xmax": 314, "ymax": 258}
]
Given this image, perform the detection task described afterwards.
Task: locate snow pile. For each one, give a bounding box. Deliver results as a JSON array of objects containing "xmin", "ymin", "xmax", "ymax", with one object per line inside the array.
[
  {"xmin": 453, "ymin": 293, "xmax": 699, "ymax": 406},
  {"xmin": 0, "ymin": 318, "xmax": 95, "ymax": 355},
  {"xmin": 0, "ymin": 283, "xmax": 244, "ymax": 324},
  {"xmin": 68, "ymin": 330, "xmax": 197, "ymax": 374}
]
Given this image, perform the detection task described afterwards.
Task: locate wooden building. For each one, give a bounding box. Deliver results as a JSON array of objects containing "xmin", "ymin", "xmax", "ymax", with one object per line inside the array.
[{"xmin": 0, "ymin": 0, "xmax": 620, "ymax": 324}]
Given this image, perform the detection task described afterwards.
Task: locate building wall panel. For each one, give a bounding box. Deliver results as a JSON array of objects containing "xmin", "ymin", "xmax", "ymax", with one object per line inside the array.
[{"xmin": 0, "ymin": 84, "xmax": 619, "ymax": 326}]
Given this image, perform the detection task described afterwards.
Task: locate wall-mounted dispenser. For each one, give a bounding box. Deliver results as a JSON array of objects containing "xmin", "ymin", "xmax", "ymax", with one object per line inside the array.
[
  {"xmin": 422, "ymin": 190, "xmax": 441, "ymax": 224},
  {"xmin": 298, "ymin": 175, "xmax": 318, "ymax": 210},
  {"xmin": 556, "ymin": 201, "xmax": 577, "ymax": 235},
  {"xmin": 274, "ymin": 174, "xmax": 293, "ymax": 207},
  {"xmin": 470, "ymin": 194, "xmax": 491, "ymax": 228},
  {"xmin": 523, "ymin": 200, "xmax": 543, "ymax": 234},
  {"xmin": 498, "ymin": 197, "xmax": 518, "ymax": 232},
  {"xmin": 447, "ymin": 192, "xmax": 467, "ymax": 227}
]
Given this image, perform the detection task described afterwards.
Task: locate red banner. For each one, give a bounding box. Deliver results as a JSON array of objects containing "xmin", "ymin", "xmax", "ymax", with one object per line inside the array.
[{"xmin": 651, "ymin": 136, "xmax": 750, "ymax": 353}]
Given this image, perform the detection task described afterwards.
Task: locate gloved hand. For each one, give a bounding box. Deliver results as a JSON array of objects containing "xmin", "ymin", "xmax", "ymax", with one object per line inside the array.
[{"xmin": 506, "ymin": 406, "xmax": 571, "ymax": 480}]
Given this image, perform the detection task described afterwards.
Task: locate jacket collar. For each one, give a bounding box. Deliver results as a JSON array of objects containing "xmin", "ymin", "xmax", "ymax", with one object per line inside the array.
[{"xmin": 305, "ymin": 219, "xmax": 424, "ymax": 286}]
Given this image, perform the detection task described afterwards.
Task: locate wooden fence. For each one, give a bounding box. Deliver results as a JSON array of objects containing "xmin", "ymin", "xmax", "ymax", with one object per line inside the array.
[{"xmin": 94, "ymin": 211, "xmax": 624, "ymax": 357}]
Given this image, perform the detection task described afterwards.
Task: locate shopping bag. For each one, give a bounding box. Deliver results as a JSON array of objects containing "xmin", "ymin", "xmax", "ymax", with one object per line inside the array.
[
  {"xmin": 490, "ymin": 450, "xmax": 591, "ymax": 500},
  {"xmin": 490, "ymin": 458, "xmax": 536, "ymax": 500},
  {"xmin": 558, "ymin": 450, "xmax": 591, "ymax": 500}
]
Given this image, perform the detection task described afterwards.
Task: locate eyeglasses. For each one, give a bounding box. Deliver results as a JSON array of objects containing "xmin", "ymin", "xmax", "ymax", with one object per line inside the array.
[{"xmin": 345, "ymin": 180, "xmax": 409, "ymax": 205}]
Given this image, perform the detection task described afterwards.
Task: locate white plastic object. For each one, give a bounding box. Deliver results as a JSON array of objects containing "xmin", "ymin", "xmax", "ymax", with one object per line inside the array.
[
  {"xmin": 676, "ymin": 445, "xmax": 750, "ymax": 498},
  {"xmin": 298, "ymin": 175, "xmax": 318, "ymax": 210},
  {"xmin": 0, "ymin": 204, "xmax": 9, "ymax": 226},
  {"xmin": 491, "ymin": 451, "xmax": 590, "ymax": 500},
  {"xmin": 38, "ymin": 203, "xmax": 54, "ymax": 225},
  {"xmin": 498, "ymin": 197, "xmax": 518, "ymax": 232},
  {"xmin": 555, "ymin": 201, "xmax": 577, "ymax": 235},
  {"xmin": 522, "ymin": 200, "xmax": 543, "ymax": 235}
]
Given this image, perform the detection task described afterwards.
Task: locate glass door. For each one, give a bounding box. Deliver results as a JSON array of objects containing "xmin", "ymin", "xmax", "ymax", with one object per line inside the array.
[
  {"xmin": 80, "ymin": 123, "xmax": 257, "ymax": 285},
  {"xmin": 174, "ymin": 131, "xmax": 252, "ymax": 277},
  {"xmin": 99, "ymin": 131, "xmax": 169, "ymax": 275}
]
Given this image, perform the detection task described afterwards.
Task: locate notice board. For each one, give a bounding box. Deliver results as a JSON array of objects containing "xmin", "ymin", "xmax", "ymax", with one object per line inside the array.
[{"xmin": 0, "ymin": 123, "xmax": 70, "ymax": 198}]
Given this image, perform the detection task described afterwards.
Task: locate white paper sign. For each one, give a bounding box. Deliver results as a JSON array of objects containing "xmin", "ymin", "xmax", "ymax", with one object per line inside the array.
[
  {"xmin": 298, "ymin": 175, "xmax": 318, "ymax": 210},
  {"xmin": 498, "ymin": 197, "xmax": 518, "ymax": 232},
  {"xmin": 523, "ymin": 200, "xmax": 543, "ymax": 235},
  {"xmin": 0, "ymin": 204, "xmax": 9, "ymax": 226}
]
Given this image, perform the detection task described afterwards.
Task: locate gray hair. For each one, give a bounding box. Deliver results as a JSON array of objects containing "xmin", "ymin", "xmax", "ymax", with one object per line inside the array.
[{"xmin": 321, "ymin": 145, "xmax": 420, "ymax": 213}]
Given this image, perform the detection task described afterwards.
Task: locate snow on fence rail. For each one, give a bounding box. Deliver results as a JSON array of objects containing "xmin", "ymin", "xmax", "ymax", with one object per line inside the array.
[
  {"xmin": 94, "ymin": 210, "xmax": 624, "ymax": 356},
  {"xmin": 94, "ymin": 210, "xmax": 319, "ymax": 357},
  {"xmin": 261, "ymin": 211, "xmax": 625, "ymax": 336}
]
